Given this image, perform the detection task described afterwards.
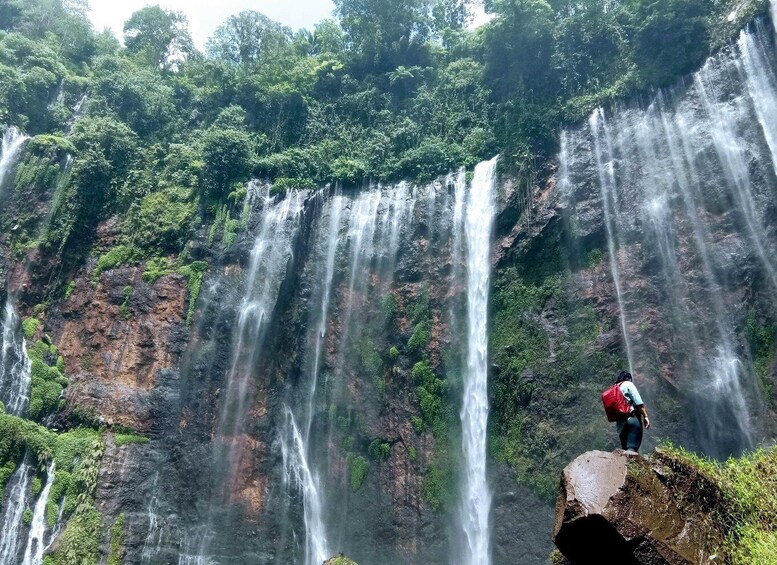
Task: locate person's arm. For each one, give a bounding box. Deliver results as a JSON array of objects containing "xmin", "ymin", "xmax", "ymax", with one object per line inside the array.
[{"xmin": 636, "ymin": 404, "xmax": 651, "ymax": 430}]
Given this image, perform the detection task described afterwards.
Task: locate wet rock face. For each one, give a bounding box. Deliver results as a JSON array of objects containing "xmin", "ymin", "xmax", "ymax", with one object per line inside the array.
[
  {"xmin": 553, "ymin": 450, "xmax": 726, "ymax": 565},
  {"xmin": 54, "ymin": 265, "xmax": 188, "ymax": 431}
]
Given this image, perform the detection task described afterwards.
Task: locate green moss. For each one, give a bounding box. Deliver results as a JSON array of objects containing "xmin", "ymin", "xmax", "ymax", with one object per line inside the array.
[
  {"xmin": 28, "ymin": 340, "xmax": 68, "ymax": 422},
  {"xmin": 348, "ymin": 455, "xmax": 369, "ymax": 492},
  {"xmin": 490, "ymin": 259, "xmax": 618, "ymax": 501},
  {"xmin": 585, "ymin": 248, "xmax": 603, "ymax": 268},
  {"xmin": 114, "ymin": 433, "xmax": 150, "ymax": 447},
  {"xmin": 407, "ymin": 289, "xmax": 430, "ymax": 324},
  {"xmin": 177, "ymin": 261, "xmax": 208, "ymax": 326},
  {"xmin": 63, "ymin": 280, "xmax": 75, "ymax": 300},
  {"xmin": 389, "ymin": 346, "xmax": 399, "ymax": 361},
  {"xmin": 661, "ymin": 444, "xmax": 777, "ymax": 563},
  {"xmin": 407, "ymin": 446, "xmax": 417, "ymax": 462},
  {"xmin": 142, "ymin": 256, "xmax": 175, "ymax": 284},
  {"xmin": 407, "ymin": 320, "xmax": 431, "ymax": 352},
  {"xmin": 46, "ymin": 430, "xmax": 105, "ymax": 564},
  {"xmin": 421, "ymin": 459, "xmax": 454, "ymax": 511},
  {"xmin": 745, "ymin": 308, "xmax": 776, "ymax": 398},
  {"xmin": 411, "ymin": 416, "xmax": 424, "ymax": 434},
  {"xmin": 0, "ymin": 423, "xmax": 109, "ymax": 561},
  {"xmin": 31, "ymin": 475, "xmax": 42, "ymax": 495},
  {"xmin": 120, "ymin": 286, "xmax": 132, "ymax": 319},
  {"xmin": 23, "ymin": 507, "xmax": 33, "ymax": 526},
  {"xmin": 270, "ymin": 177, "xmax": 315, "ymax": 196},
  {"xmin": 22, "ymin": 318, "xmax": 39, "ymax": 340},
  {"xmin": 124, "ymin": 186, "xmax": 197, "ymax": 254},
  {"xmin": 412, "ymin": 361, "xmax": 449, "ymax": 436},
  {"xmin": 92, "ymin": 245, "xmax": 139, "ymax": 282},
  {"xmin": 27, "ymin": 135, "xmax": 76, "ymax": 155},
  {"xmin": 381, "ymin": 294, "xmax": 396, "ymax": 323},
  {"xmin": 107, "ymin": 513, "xmax": 126, "ymax": 565},
  {"xmin": 357, "ymin": 339, "xmax": 383, "ymax": 380},
  {"xmin": 327, "ymin": 557, "xmax": 358, "ymax": 565},
  {"xmin": 367, "ymin": 439, "xmax": 391, "ymax": 461}
]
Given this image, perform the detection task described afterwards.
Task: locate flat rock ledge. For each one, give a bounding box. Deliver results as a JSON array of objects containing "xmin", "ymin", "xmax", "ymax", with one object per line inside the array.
[{"xmin": 553, "ymin": 450, "xmax": 727, "ymax": 564}]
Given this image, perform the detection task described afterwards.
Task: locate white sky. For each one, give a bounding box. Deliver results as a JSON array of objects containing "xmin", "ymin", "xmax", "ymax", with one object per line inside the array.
[
  {"xmin": 88, "ymin": 0, "xmax": 493, "ymax": 50},
  {"xmin": 88, "ymin": 0, "xmax": 337, "ymax": 48}
]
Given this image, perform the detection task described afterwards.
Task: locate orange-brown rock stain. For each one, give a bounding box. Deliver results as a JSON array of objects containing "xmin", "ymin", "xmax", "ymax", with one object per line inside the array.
[{"xmin": 57, "ymin": 266, "xmax": 187, "ymax": 431}]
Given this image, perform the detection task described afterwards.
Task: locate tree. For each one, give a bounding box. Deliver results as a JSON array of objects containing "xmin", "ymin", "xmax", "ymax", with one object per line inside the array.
[
  {"xmin": 123, "ymin": 5, "xmax": 193, "ymax": 69},
  {"xmin": 201, "ymin": 126, "xmax": 253, "ymax": 200},
  {"xmin": 206, "ymin": 11, "xmax": 291, "ymax": 67},
  {"xmin": 334, "ymin": 0, "xmax": 434, "ymax": 73},
  {"xmin": 632, "ymin": 0, "xmax": 709, "ymax": 86}
]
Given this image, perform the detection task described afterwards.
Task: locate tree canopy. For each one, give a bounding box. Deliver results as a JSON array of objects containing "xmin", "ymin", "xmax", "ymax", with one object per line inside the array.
[{"xmin": 0, "ymin": 0, "xmax": 763, "ymax": 259}]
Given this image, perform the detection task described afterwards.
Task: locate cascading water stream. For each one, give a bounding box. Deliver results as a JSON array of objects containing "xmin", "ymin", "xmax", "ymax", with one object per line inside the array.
[
  {"xmin": 0, "ymin": 126, "xmax": 29, "ymax": 189},
  {"xmin": 739, "ymin": 20, "xmax": 777, "ymax": 173},
  {"xmin": 0, "ymin": 126, "xmax": 32, "ymax": 416},
  {"xmin": 459, "ymin": 156, "xmax": 497, "ymax": 565},
  {"xmin": 0, "ymin": 455, "xmax": 33, "ymax": 563},
  {"xmin": 0, "ymin": 300, "xmax": 32, "ymax": 415},
  {"xmin": 21, "ymin": 462, "xmax": 56, "ymax": 565},
  {"xmin": 280, "ymin": 192, "xmax": 343, "ymax": 565},
  {"xmin": 561, "ymin": 14, "xmax": 777, "ymax": 456},
  {"xmin": 588, "ymin": 109, "xmax": 636, "ymax": 374},
  {"xmin": 196, "ymin": 188, "xmax": 305, "ymax": 561},
  {"xmin": 694, "ymin": 71, "xmax": 777, "ymax": 290},
  {"xmin": 281, "ymin": 409, "xmax": 330, "ymax": 565}
]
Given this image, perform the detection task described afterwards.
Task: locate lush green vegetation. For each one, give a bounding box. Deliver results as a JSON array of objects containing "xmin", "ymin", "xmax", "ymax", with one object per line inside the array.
[
  {"xmin": 28, "ymin": 339, "xmax": 68, "ymax": 421},
  {"xmin": 0, "ymin": 0, "xmax": 762, "ymax": 278},
  {"xmin": 662, "ymin": 444, "xmax": 777, "ymax": 563},
  {"xmin": 0, "ymin": 411, "xmax": 106, "ymax": 565},
  {"xmin": 745, "ymin": 308, "xmax": 776, "ymax": 397},
  {"xmin": 490, "ymin": 234, "xmax": 623, "ymax": 500},
  {"xmin": 348, "ymin": 454, "xmax": 370, "ymax": 491}
]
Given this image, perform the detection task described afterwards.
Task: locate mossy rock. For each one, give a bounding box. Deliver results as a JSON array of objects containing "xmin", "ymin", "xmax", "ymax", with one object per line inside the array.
[{"xmin": 324, "ymin": 556, "xmax": 358, "ymax": 565}]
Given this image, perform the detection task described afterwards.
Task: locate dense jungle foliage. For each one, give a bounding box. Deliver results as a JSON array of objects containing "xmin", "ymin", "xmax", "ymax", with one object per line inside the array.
[{"xmin": 0, "ymin": 0, "xmax": 765, "ymax": 268}]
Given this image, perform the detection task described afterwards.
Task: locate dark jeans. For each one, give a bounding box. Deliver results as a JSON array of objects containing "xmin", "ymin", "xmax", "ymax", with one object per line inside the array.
[{"xmin": 620, "ymin": 416, "xmax": 643, "ymax": 452}]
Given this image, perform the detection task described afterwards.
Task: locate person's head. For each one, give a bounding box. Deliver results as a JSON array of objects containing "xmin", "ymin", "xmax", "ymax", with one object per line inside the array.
[{"xmin": 616, "ymin": 371, "xmax": 633, "ymax": 384}]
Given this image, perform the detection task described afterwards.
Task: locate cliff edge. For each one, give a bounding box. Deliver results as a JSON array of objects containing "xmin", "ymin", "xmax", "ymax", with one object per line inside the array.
[{"xmin": 552, "ymin": 449, "xmax": 728, "ymax": 564}]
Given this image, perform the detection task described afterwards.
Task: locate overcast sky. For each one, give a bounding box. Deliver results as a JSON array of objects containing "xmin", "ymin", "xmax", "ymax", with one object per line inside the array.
[
  {"xmin": 88, "ymin": 0, "xmax": 337, "ymax": 49},
  {"xmin": 88, "ymin": 0, "xmax": 492, "ymax": 49}
]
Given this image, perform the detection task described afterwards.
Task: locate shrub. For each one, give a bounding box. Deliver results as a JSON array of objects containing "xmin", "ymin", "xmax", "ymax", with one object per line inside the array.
[
  {"xmin": 22, "ymin": 318, "xmax": 38, "ymax": 340},
  {"xmin": 124, "ymin": 186, "xmax": 197, "ymax": 254},
  {"xmin": 92, "ymin": 245, "xmax": 139, "ymax": 282},
  {"xmin": 270, "ymin": 177, "xmax": 316, "ymax": 197},
  {"xmin": 348, "ymin": 455, "xmax": 369, "ymax": 492},
  {"xmin": 368, "ymin": 439, "xmax": 391, "ymax": 461}
]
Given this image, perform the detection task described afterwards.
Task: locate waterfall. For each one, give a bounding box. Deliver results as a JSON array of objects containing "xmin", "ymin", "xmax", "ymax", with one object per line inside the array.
[
  {"xmin": 21, "ymin": 462, "xmax": 56, "ymax": 565},
  {"xmin": 459, "ymin": 156, "xmax": 497, "ymax": 565},
  {"xmin": 0, "ymin": 126, "xmax": 32, "ymax": 416},
  {"xmin": 0, "ymin": 126, "xmax": 28, "ymax": 190},
  {"xmin": 739, "ymin": 20, "xmax": 777, "ymax": 174},
  {"xmin": 588, "ymin": 109, "xmax": 636, "ymax": 374},
  {"xmin": 559, "ymin": 14, "xmax": 777, "ymax": 456},
  {"xmin": 0, "ymin": 300, "xmax": 32, "ymax": 415},
  {"xmin": 185, "ymin": 164, "xmax": 501, "ymax": 561},
  {"xmin": 0, "ymin": 456, "xmax": 33, "ymax": 564},
  {"xmin": 280, "ymin": 192, "xmax": 342, "ymax": 565},
  {"xmin": 196, "ymin": 189, "xmax": 306, "ymax": 560},
  {"xmin": 216, "ymin": 189, "xmax": 305, "ymax": 468},
  {"xmin": 140, "ymin": 474, "xmax": 164, "ymax": 565},
  {"xmin": 281, "ymin": 408, "xmax": 329, "ymax": 565}
]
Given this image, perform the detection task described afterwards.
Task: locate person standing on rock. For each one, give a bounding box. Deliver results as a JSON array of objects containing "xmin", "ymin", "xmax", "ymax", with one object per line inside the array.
[{"xmin": 614, "ymin": 371, "xmax": 651, "ymax": 453}]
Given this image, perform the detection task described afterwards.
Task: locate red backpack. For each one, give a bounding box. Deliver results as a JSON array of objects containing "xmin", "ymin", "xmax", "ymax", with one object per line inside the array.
[{"xmin": 602, "ymin": 383, "xmax": 632, "ymax": 422}]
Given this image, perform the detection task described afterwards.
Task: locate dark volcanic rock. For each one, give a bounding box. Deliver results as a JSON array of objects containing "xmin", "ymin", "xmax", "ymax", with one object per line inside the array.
[{"xmin": 553, "ymin": 450, "xmax": 726, "ymax": 565}]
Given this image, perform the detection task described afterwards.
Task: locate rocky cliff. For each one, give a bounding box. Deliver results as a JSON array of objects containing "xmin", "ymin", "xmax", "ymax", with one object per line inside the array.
[
  {"xmin": 2, "ymin": 8, "xmax": 777, "ymax": 565},
  {"xmin": 553, "ymin": 447, "xmax": 777, "ymax": 564}
]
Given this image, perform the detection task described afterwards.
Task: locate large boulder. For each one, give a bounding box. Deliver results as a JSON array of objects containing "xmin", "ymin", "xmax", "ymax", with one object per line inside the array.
[{"xmin": 553, "ymin": 450, "xmax": 727, "ymax": 564}]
